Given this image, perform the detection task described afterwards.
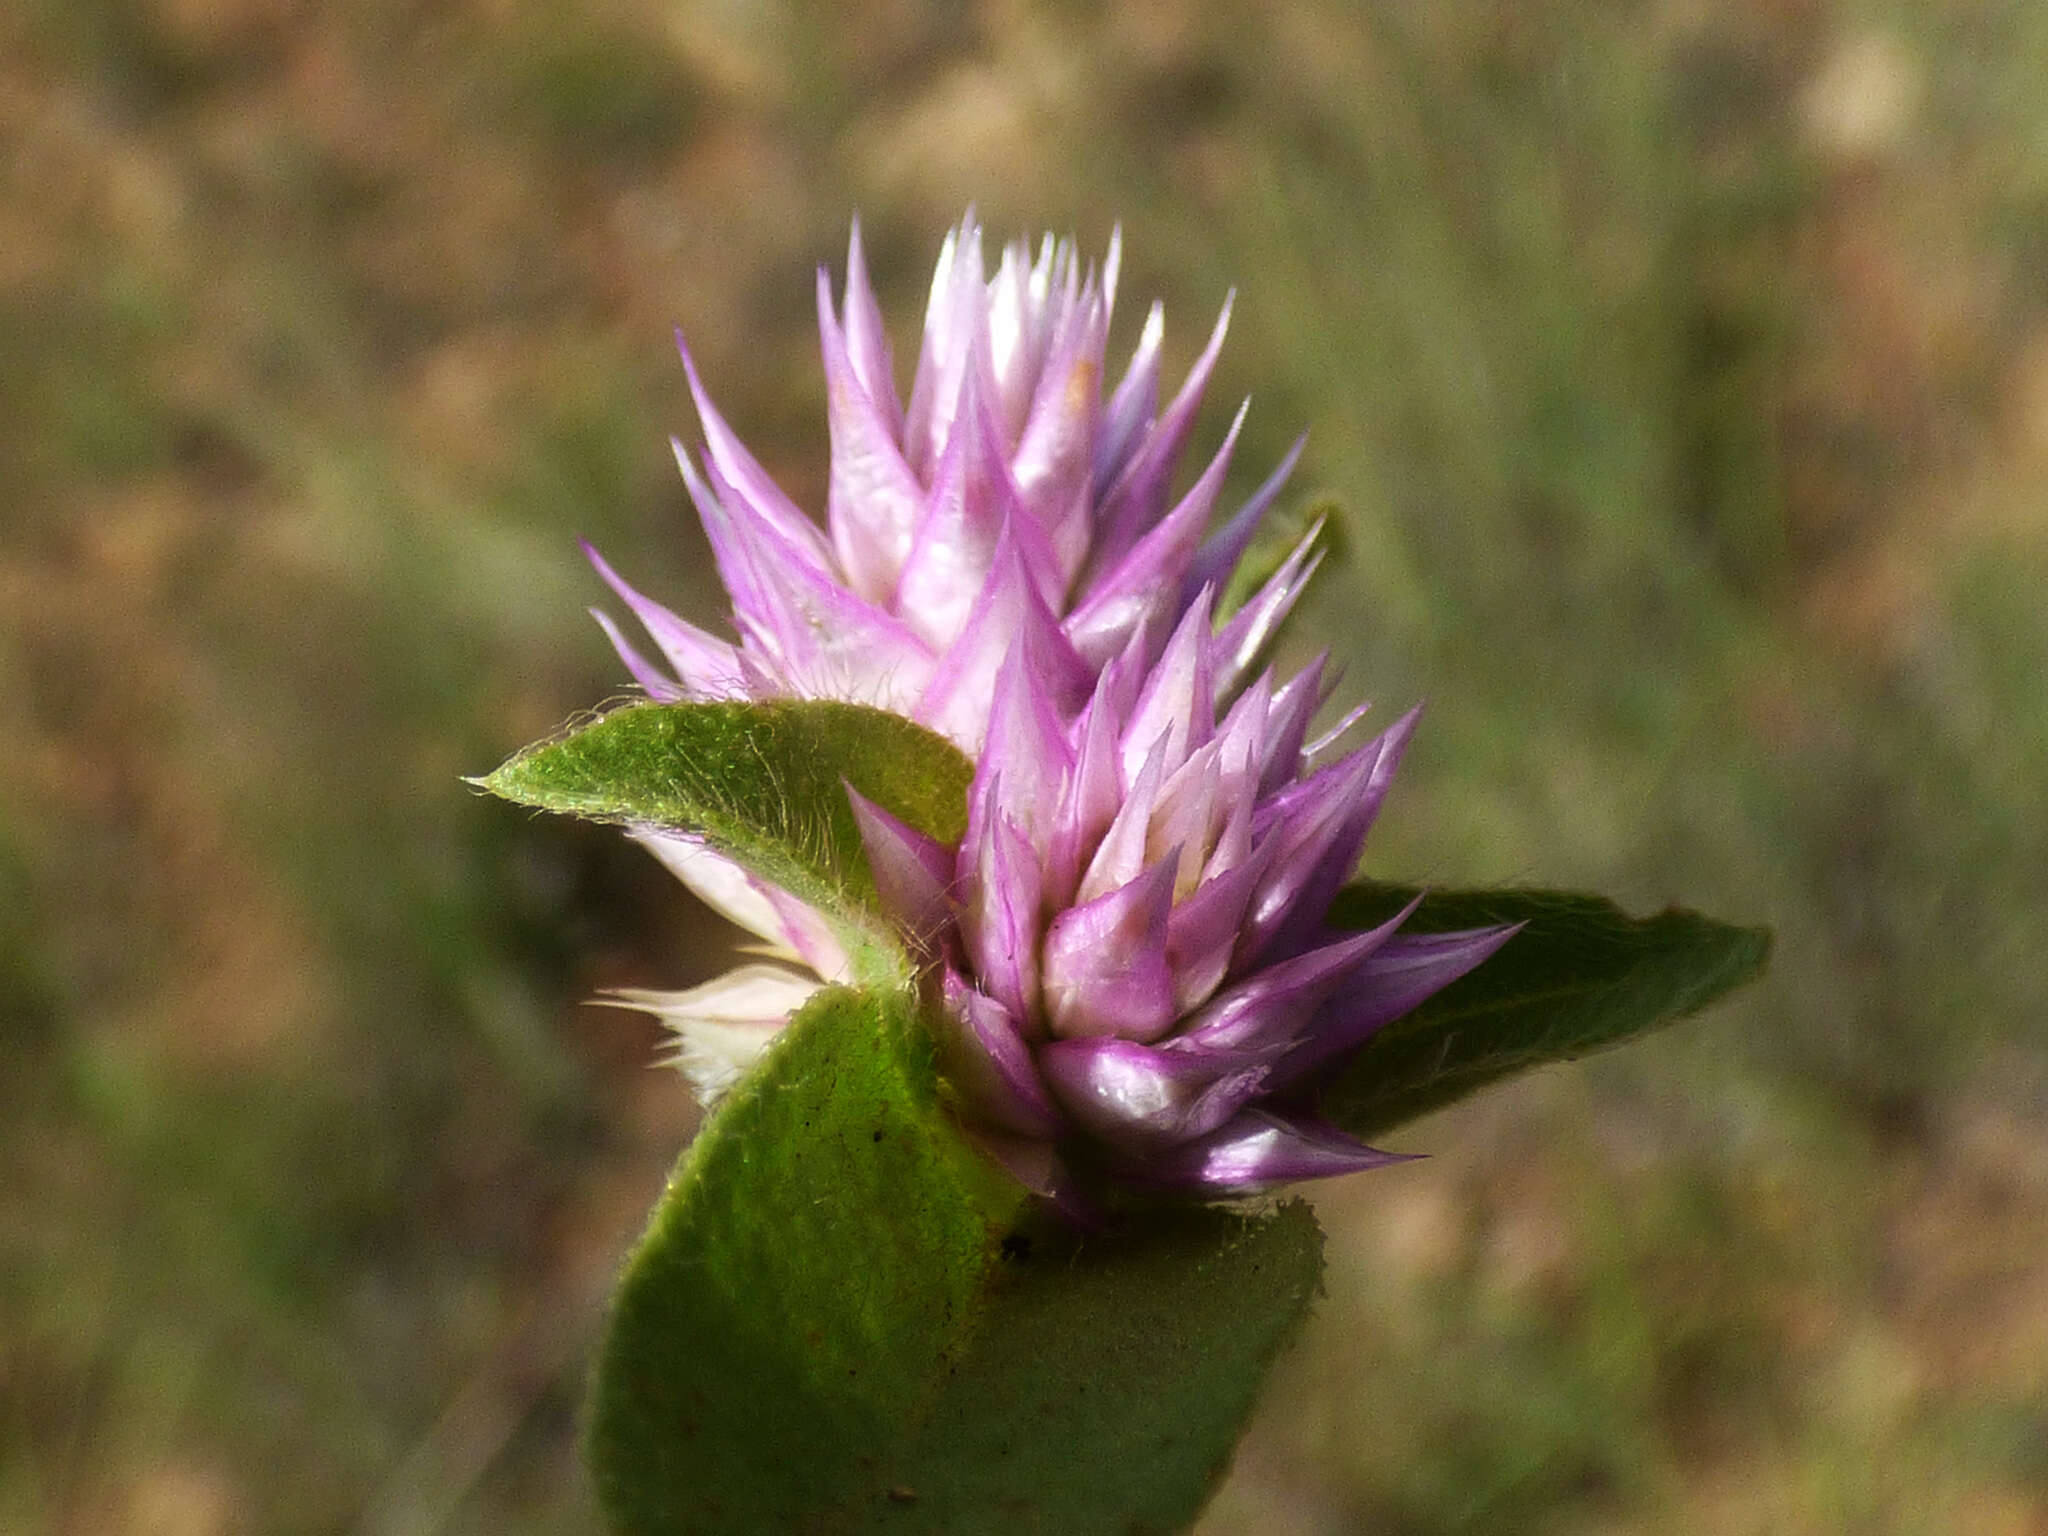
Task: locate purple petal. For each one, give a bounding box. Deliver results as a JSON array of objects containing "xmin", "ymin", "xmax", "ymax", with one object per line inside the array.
[
  {"xmin": 902, "ymin": 217, "xmax": 986, "ymax": 478},
  {"xmin": 975, "ymin": 643, "xmax": 1077, "ymax": 847},
  {"xmin": 940, "ymin": 974, "xmax": 1064, "ymax": 1139},
  {"xmin": 1096, "ymin": 300, "xmax": 1162, "ymax": 495},
  {"xmin": 1010, "ymin": 265, "xmax": 1109, "ymax": 582},
  {"xmin": 1091, "ymin": 292, "xmax": 1234, "ymax": 571},
  {"xmin": 1151, "ymin": 700, "xmax": 1262, "ymax": 887},
  {"xmin": 1259, "ymin": 652, "xmax": 1329, "ymax": 794},
  {"xmin": 1040, "ymin": 1036, "xmax": 1271, "ymax": 1149},
  {"xmin": 588, "ymin": 608, "xmax": 685, "ymax": 700},
  {"xmin": 1118, "ymin": 593, "xmax": 1217, "ymax": 787},
  {"xmin": 686, "ymin": 441, "xmax": 938, "ymax": 712},
  {"xmin": 894, "ymin": 399, "xmax": 1004, "ymax": 646},
  {"xmin": 1041, "ymin": 855, "xmax": 1179, "ymax": 1042},
  {"xmin": 637, "ymin": 834, "xmax": 850, "ymax": 981},
  {"xmin": 842, "ymin": 217, "xmax": 903, "ymax": 437},
  {"xmin": 1214, "ymin": 517, "xmax": 1326, "ymax": 694},
  {"xmin": 818, "ymin": 267, "xmax": 923, "ymax": 604},
  {"xmin": 1240, "ymin": 707, "xmax": 1419, "ymax": 965},
  {"xmin": 1064, "ymin": 399, "xmax": 1247, "ymax": 666},
  {"xmin": 745, "ymin": 552, "xmax": 938, "ymax": 711},
  {"xmin": 582, "ymin": 540, "xmax": 739, "ymax": 693},
  {"xmin": 1259, "ymin": 706, "xmax": 1420, "ymax": 962},
  {"xmin": 1162, "ymin": 846, "xmax": 1274, "ymax": 1014},
  {"xmin": 916, "ymin": 521, "xmax": 1091, "ymax": 751},
  {"xmin": 1073, "ymin": 727, "xmax": 1171, "ymax": 904},
  {"xmin": 1270, "ymin": 923, "xmax": 1522, "ymax": 1088},
  {"xmin": 673, "ymin": 437, "xmax": 772, "ymax": 639},
  {"xmin": 1092, "ymin": 618, "xmax": 1156, "ymax": 725},
  {"xmin": 984, "ymin": 233, "xmax": 1060, "ymax": 441},
  {"xmin": 846, "ymin": 785, "xmax": 957, "ymax": 951},
  {"xmin": 1148, "ymin": 748, "xmax": 1224, "ymax": 895},
  {"xmin": 676, "ymin": 332, "xmax": 835, "ymax": 573},
  {"xmin": 1041, "ymin": 662, "xmax": 1124, "ymax": 909},
  {"xmin": 756, "ymin": 881, "xmax": 854, "ymax": 983},
  {"xmin": 1244, "ymin": 737, "xmax": 1376, "ymax": 882},
  {"xmin": 1199, "ymin": 778, "xmax": 1259, "ymax": 882},
  {"xmin": 1133, "ymin": 1109, "xmax": 1411, "ymax": 1196},
  {"xmin": 896, "ymin": 366, "xmax": 1059, "ymax": 647},
  {"xmin": 1176, "ymin": 902, "xmax": 1418, "ymax": 1052},
  {"xmin": 1211, "ymin": 668, "xmax": 1273, "ymax": 781},
  {"xmin": 961, "ymin": 806, "xmax": 1043, "ymax": 1027},
  {"xmin": 1182, "ymin": 431, "xmax": 1308, "ymax": 602}
]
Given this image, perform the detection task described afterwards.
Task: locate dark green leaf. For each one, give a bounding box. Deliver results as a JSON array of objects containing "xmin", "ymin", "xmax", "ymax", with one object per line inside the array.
[
  {"xmin": 865, "ymin": 1200, "xmax": 1323, "ymax": 1535},
  {"xmin": 476, "ymin": 700, "xmax": 973, "ymax": 979},
  {"xmin": 589, "ymin": 985, "xmax": 1324, "ymax": 1536},
  {"xmin": 587, "ymin": 984, "xmax": 1019, "ymax": 1534},
  {"xmin": 1320, "ymin": 884, "xmax": 1771, "ymax": 1140}
]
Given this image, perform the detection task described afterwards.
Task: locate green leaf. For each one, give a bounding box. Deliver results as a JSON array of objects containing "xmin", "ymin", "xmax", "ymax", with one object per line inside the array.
[
  {"xmin": 1320, "ymin": 884, "xmax": 1771, "ymax": 1140},
  {"xmin": 589, "ymin": 985, "xmax": 1325, "ymax": 1536},
  {"xmin": 868, "ymin": 1200, "xmax": 1323, "ymax": 1535},
  {"xmin": 476, "ymin": 700, "xmax": 973, "ymax": 979},
  {"xmin": 587, "ymin": 984, "xmax": 1017, "ymax": 1533}
]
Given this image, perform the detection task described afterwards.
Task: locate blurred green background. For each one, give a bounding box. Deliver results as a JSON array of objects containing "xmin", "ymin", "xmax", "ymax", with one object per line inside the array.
[{"xmin": 4, "ymin": 0, "xmax": 2046, "ymax": 1531}]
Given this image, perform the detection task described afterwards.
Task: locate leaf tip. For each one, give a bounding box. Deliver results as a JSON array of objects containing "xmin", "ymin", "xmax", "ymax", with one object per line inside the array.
[
  {"xmin": 469, "ymin": 754, "xmax": 537, "ymax": 807},
  {"xmin": 1726, "ymin": 921, "xmax": 1774, "ymax": 989}
]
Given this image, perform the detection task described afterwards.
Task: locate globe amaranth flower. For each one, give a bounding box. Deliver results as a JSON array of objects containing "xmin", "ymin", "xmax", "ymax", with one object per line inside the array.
[
  {"xmin": 589, "ymin": 213, "xmax": 1514, "ymax": 1198},
  {"xmin": 585, "ymin": 212, "xmax": 1312, "ymax": 747}
]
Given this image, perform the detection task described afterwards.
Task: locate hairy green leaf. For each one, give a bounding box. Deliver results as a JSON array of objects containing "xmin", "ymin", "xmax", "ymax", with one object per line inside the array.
[
  {"xmin": 477, "ymin": 700, "xmax": 972, "ymax": 979},
  {"xmin": 1321, "ymin": 884, "xmax": 1771, "ymax": 1139},
  {"xmin": 587, "ymin": 985, "xmax": 1019, "ymax": 1534},
  {"xmin": 863, "ymin": 1200, "xmax": 1323, "ymax": 1535},
  {"xmin": 589, "ymin": 985, "xmax": 1324, "ymax": 1536}
]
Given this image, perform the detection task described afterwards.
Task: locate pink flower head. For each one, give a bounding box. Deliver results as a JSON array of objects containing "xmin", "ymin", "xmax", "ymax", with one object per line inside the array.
[
  {"xmin": 848, "ymin": 604, "xmax": 1514, "ymax": 1201},
  {"xmin": 584, "ymin": 211, "xmax": 1310, "ymax": 752},
  {"xmin": 593, "ymin": 214, "xmax": 1512, "ymax": 1202}
]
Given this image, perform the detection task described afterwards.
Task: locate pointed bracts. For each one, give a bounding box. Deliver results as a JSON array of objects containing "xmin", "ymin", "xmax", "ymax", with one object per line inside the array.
[
  {"xmin": 585, "ymin": 215, "xmax": 1513, "ymax": 1202},
  {"xmin": 586, "ymin": 213, "xmax": 1305, "ymax": 758},
  {"xmin": 865, "ymin": 604, "xmax": 1517, "ymax": 1198}
]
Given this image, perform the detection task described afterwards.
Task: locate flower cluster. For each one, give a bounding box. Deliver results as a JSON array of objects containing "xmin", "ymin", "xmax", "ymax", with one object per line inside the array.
[{"xmin": 589, "ymin": 215, "xmax": 1510, "ymax": 1199}]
